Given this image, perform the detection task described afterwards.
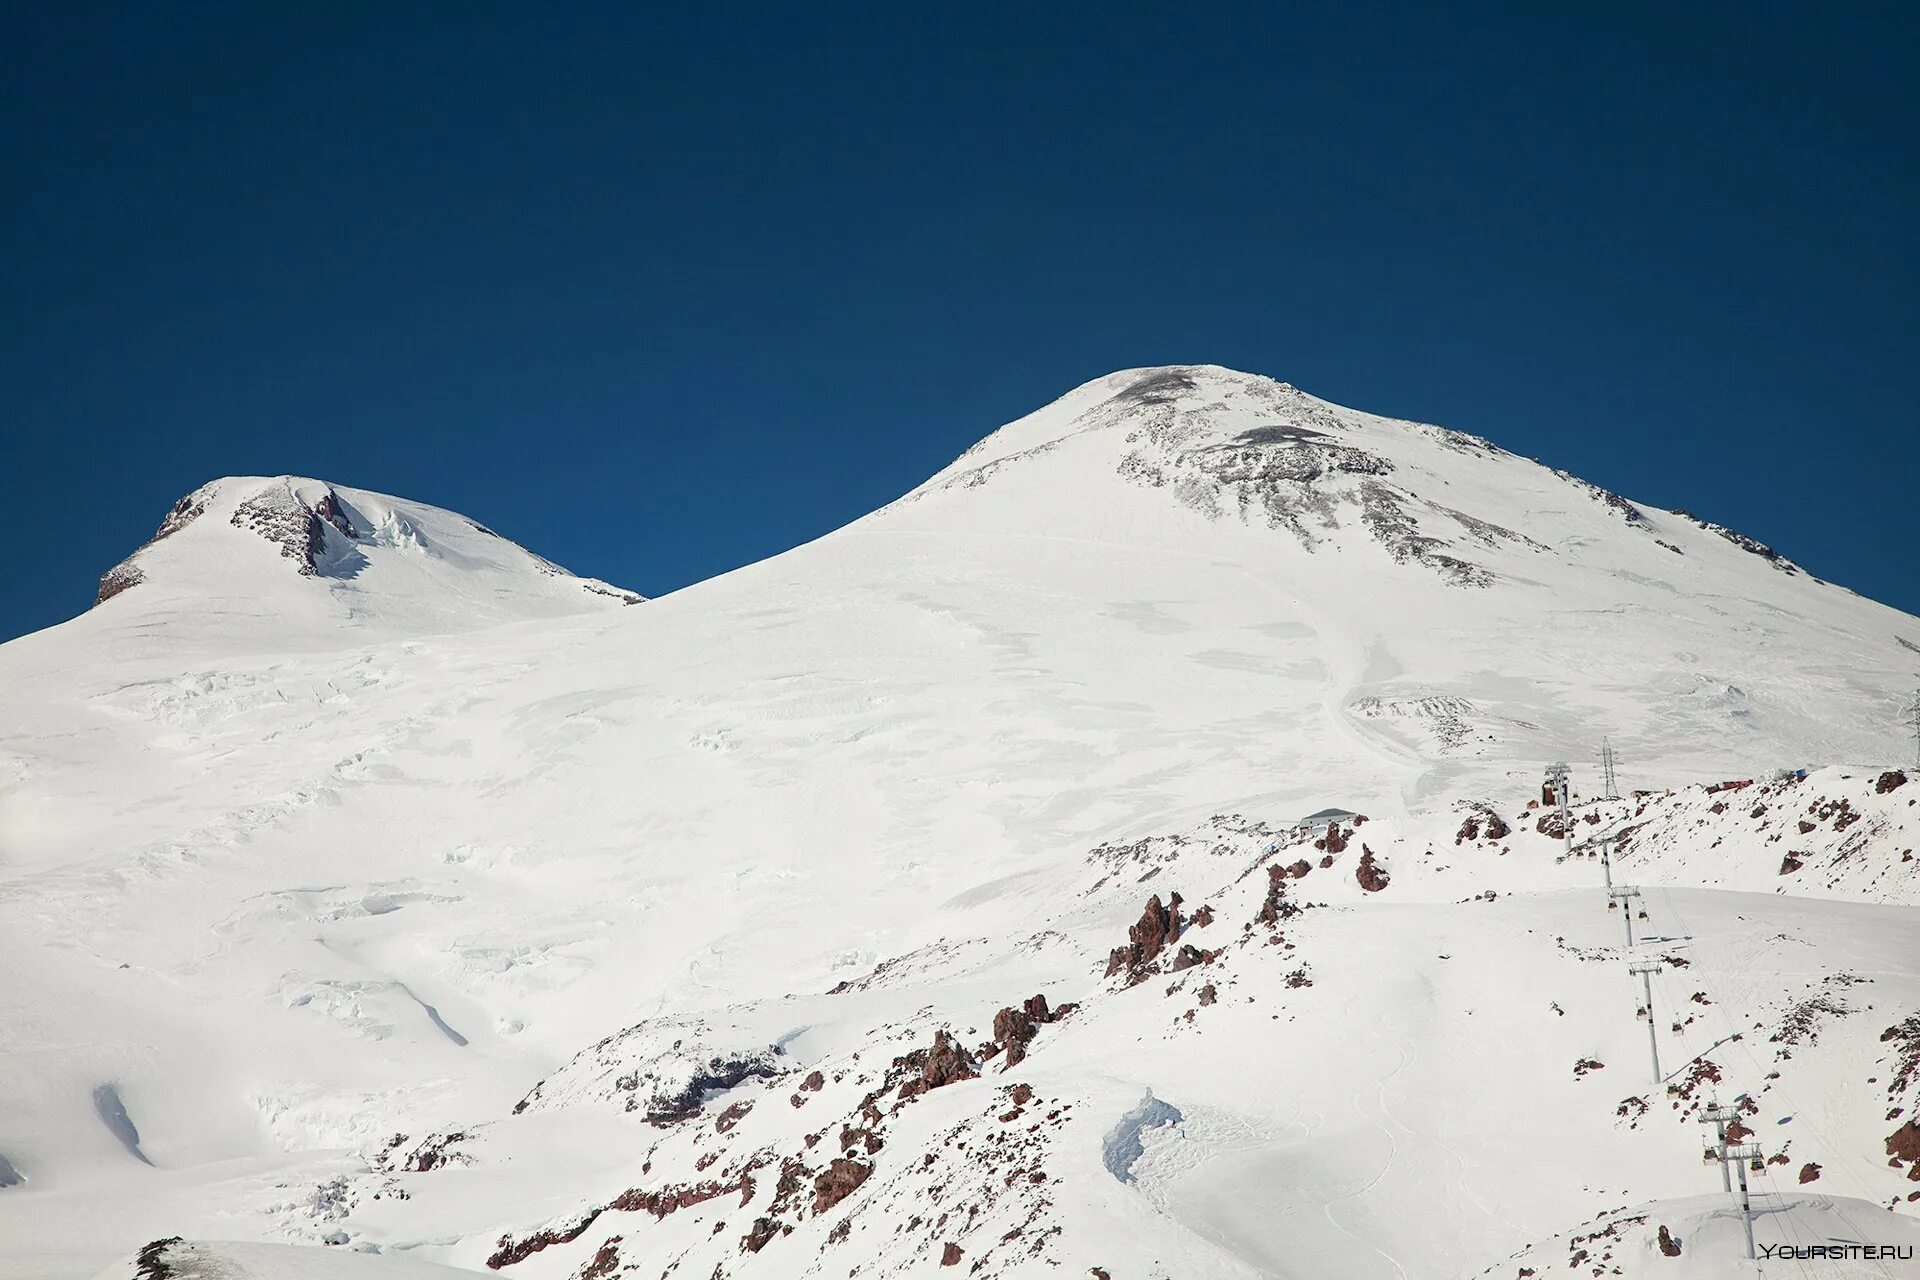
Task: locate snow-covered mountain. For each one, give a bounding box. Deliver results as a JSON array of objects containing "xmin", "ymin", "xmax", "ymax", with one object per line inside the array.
[
  {"xmin": 90, "ymin": 475, "xmax": 640, "ymax": 639},
  {"xmin": 2, "ymin": 366, "xmax": 1916, "ymax": 1279}
]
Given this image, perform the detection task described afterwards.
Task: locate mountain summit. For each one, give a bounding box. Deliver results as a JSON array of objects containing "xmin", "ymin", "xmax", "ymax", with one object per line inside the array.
[
  {"xmin": 902, "ymin": 364, "xmax": 1806, "ymax": 589},
  {"xmin": 89, "ymin": 475, "xmax": 640, "ymax": 638}
]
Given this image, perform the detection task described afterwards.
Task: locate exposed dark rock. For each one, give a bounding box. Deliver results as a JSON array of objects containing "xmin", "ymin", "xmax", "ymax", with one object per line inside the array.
[
  {"xmin": 95, "ymin": 563, "xmax": 144, "ymax": 604},
  {"xmin": 715, "ymin": 1101, "xmax": 752, "ymax": 1133},
  {"xmin": 1779, "ymin": 853, "xmax": 1805, "ymax": 875},
  {"xmin": 487, "ymin": 1210, "xmax": 602, "ymax": 1269},
  {"xmin": 1256, "ymin": 866, "xmax": 1299, "ymax": 926},
  {"xmin": 1878, "ymin": 771, "xmax": 1909, "ymax": 794},
  {"xmin": 1106, "ymin": 893, "xmax": 1182, "ymax": 983},
  {"xmin": 994, "ymin": 1007, "xmax": 1038, "ymax": 1067},
  {"xmin": 578, "ymin": 1236, "xmax": 622, "ymax": 1278},
  {"xmin": 1355, "ymin": 845, "xmax": 1390, "ymax": 892},
  {"xmin": 941, "ymin": 1242, "xmax": 964, "ymax": 1266},
  {"xmin": 1197, "ymin": 983, "xmax": 1218, "ymax": 1006},
  {"xmin": 1483, "ymin": 813, "xmax": 1511, "ymax": 840},
  {"xmin": 1168, "ymin": 944, "xmax": 1210, "ymax": 972},
  {"xmin": 1799, "ymin": 1162, "xmax": 1822, "ymax": 1184},
  {"xmin": 645, "ymin": 1053, "xmax": 781, "ymax": 1126},
  {"xmin": 133, "ymin": 1238, "xmax": 184, "ymax": 1280},
  {"xmin": 1657, "ymin": 1225, "xmax": 1682, "ymax": 1257},
  {"xmin": 742, "ymin": 1217, "xmax": 781, "ymax": 1254},
  {"xmin": 231, "ymin": 484, "xmax": 351, "ymax": 576},
  {"xmin": 404, "ymin": 1130, "xmax": 469, "ymax": 1172},
  {"xmin": 898, "ymin": 1030, "xmax": 978, "ymax": 1100},
  {"xmin": 813, "ymin": 1157, "xmax": 872, "ymax": 1214},
  {"xmin": 1573, "ymin": 1058, "xmax": 1605, "ymax": 1078},
  {"xmin": 1886, "ymin": 1120, "xmax": 1920, "ymax": 1174},
  {"xmin": 609, "ymin": 1173, "xmax": 752, "ymax": 1220}
]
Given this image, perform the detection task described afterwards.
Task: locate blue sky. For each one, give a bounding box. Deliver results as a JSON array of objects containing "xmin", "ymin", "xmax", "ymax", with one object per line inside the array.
[{"xmin": 2, "ymin": 3, "xmax": 1915, "ymax": 641}]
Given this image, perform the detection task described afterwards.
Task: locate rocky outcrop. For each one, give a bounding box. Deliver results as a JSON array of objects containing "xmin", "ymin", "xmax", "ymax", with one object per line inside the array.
[
  {"xmin": 941, "ymin": 1242, "xmax": 964, "ymax": 1266},
  {"xmin": 133, "ymin": 1238, "xmax": 184, "ymax": 1280},
  {"xmin": 579, "ymin": 1237, "xmax": 622, "ymax": 1278},
  {"xmin": 645, "ymin": 1053, "xmax": 782, "ymax": 1125},
  {"xmin": 1798, "ymin": 1162, "xmax": 1822, "ymax": 1183},
  {"xmin": 1106, "ymin": 893, "xmax": 1182, "ymax": 984},
  {"xmin": 1879, "ymin": 771, "xmax": 1909, "ymax": 794},
  {"xmin": 1657, "ymin": 1224, "xmax": 1682, "ymax": 1256},
  {"xmin": 898, "ymin": 1030, "xmax": 978, "ymax": 1100},
  {"xmin": 992, "ymin": 994, "xmax": 1066, "ymax": 1068},
  {"xmin": 231, "ymin": 482, "xmax": 356, "ymax": 576},
  {"xmin": 94, "ymin": 563, "xmax": 144, "ymax": 604},
  {"xmin": 1886, "ymin": 1120, "xmax": 1920, "ymax": 1178},
  {"xmin": 812, "ymin": 1157, "xmax": 872, "ymax": 1213},
  {"xmin": 1256, "ymin": 866, "xmax": 1299, "ymax": 926},
  {"xmin": 1355, "ymin": 845, "xmax": 1390, "ymax": 892}
]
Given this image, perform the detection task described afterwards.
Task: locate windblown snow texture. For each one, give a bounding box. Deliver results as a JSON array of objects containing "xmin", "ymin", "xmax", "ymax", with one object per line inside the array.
[{"xmin": 3, "ymin": 366, "xmax": 1918, "ymax": 1278}]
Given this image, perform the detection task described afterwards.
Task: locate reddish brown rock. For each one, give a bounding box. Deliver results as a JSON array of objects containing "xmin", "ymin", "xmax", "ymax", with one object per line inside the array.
[
  {"xmin": 1197, "ymin": 982, "xmax": 1218, "ymax": 1006},
  {"xmin": 1168, "ymin": 943, "xmax": 1209, "ymax": 972},
  {"xmin": 941, "ymin": 1242, "xmax": 964, "ymax": 1266},
  {"xmin": 1256, "ymin": 865, "xmax": 1300, "ymax": 926},
  {"xmin": 1779, "ymin": 853, "xmax": 1804, "ymax": 875},
  {"xmin": 742, "ymin": 1217, "xmax": 781, "ymax": 1253},
  {"xmin": 1657, "ymin": 1224, "xmax": 1682, "ymax": 1256},
  {"xmin": 993, "ymin": 1005, "xmax": 1039, "ymax": 1066},
  {"xmin": 813, "ymin": 1158, "xmax": 872, "ymax": 1214},
  {"xmin": 1887, "ymin": 1120, "xmax": 1920, "ymax": 1170},
  {"xmin": 1799, "ymin": 1162, "xmax": 1822, "ymax": 1183},
  {"xmin": 1878, "ymin": 770, "xmax": 1909, "ymax": 794},
  {"xmin": 897, "ymin": 1029, "xmax": 978, "ymax": 1100},
  {"xmin": 94, "ymin": 564, "xmax": 145, "ymax": 605},
  {"xmin": 715, "ymin": 1101, "xmax": 752, "ymax": 1133},
  {"xmin": 1355, "ymin": 845, "xmax": 1390, "ymax": 892},
  {"xmin": 579, "ymin": 1237, "xmax": 623, "ymax": 1278},
  {"xmin": 1106, "ymin": 893, "xmax": 1183, "ymax": 982}
]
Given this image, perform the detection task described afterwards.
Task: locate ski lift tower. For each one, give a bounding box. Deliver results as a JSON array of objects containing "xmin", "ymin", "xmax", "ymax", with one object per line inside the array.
[{"xmin": 1545, "ymin": 762, "xmax": 1572, "ymax": 854}]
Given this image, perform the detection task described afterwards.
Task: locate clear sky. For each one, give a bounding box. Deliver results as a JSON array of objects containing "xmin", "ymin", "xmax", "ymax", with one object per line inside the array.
[{"xmin": 3, "ymin": 4, "xmax": 1915, "ymax": 641}]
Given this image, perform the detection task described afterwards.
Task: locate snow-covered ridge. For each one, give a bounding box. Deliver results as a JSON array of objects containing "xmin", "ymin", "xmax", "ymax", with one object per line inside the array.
[
  {"xmin": 900, "ymin": 364, "xmax": 1807, "ymax": 590},
  {"xmin": 87, "ymin": 475, "xmax": 640, "ymax": 639}
]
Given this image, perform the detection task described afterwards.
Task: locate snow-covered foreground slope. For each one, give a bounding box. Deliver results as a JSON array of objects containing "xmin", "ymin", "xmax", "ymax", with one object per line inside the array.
[{"xmin": 2, "ymin": 366, "xmax": 1917, "ymax": 1278}]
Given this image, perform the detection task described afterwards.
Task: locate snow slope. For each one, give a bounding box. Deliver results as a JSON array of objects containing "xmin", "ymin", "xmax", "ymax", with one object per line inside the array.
[{"xmin": 1, "ymin": 366, "xmax": 1916, "ymax": 1278}]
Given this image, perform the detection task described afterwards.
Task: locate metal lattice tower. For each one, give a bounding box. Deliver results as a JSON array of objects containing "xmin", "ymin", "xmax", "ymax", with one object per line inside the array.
[
  {"xmin": 1705, "ymin": 1140, "xmax": 1763, "ymax": 1260},
  {"xmin": 1909, "ymin": 686, "xmax": 1920, "ymax": 771},
  {"xmin": 1629, "ymin": 959, "xmax": 1664, "ymax": 1083},
  {"xmin": 1607, "ymin": 885, "xmax": 1643, "ymax": 947},
  {"xmin": 1600, "ymin": 738, "xmax": 1620, "ymax": 801},
  {"xmin": 1697, "ymin": 1100, "xmax": 1737, "ymax": 1193},
  {"xmin": 1545, "ymin": 762, "xmax": 1572, "ymax": 853}
]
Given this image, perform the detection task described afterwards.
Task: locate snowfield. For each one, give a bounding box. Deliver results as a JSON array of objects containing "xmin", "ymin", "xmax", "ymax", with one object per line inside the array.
[{"xmin": 2, "ymin": 365, "xmax": 1917, "ymax": 1278}]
